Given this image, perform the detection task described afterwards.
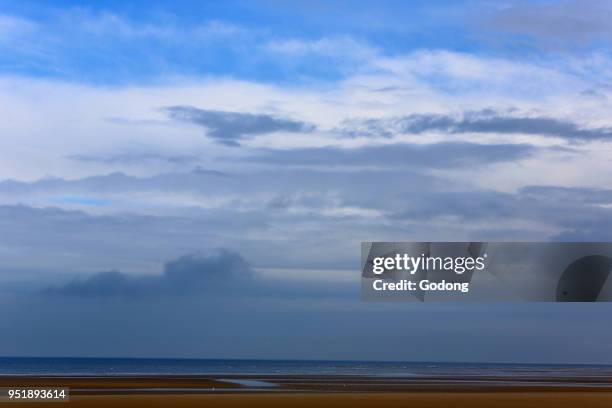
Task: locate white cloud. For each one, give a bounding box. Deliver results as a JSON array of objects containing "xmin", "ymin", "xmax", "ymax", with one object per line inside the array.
[
  {"xmin": 1, "ymin": 47, "xmax": 611, "ymax": 186},
  {"xmin": 74, "ymin": 11, "xmax": 246, "ymax": 41},
  {"xmin": 264, "ymin": 36, "xmax": 378, "ymax": 61}
]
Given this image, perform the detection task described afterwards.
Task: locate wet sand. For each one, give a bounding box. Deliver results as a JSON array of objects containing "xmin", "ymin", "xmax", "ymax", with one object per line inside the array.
[{"xmin": 1, "ymin": 376, "xmax": 612, "ymax": 407}]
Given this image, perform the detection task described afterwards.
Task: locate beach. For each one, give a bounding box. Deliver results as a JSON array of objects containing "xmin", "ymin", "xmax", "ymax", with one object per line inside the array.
[{"xmin": 2, "ymin": 375, "xmax": 612, "ymax": 407}]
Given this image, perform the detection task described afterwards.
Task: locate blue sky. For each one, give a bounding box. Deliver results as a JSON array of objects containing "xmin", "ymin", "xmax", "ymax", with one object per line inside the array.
[
  {"xmin": 0, "ymin": 0, "xmax": 469, "ymax": 82},
  {"xmin": 2, "ymin": 0, "xmax": 609, "ymax": 83},
  {"xmin": 1, "ymin": 0, "xmax": 612, "ymax": 363}
]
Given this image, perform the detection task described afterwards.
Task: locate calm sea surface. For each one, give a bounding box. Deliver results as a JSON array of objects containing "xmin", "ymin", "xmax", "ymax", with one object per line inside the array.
[{"xmin": 1, "ymin": 357, "xmax": 612, "ymax": 378}]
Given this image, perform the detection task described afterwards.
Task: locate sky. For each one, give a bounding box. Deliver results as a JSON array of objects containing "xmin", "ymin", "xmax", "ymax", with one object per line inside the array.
[{"xmin": 2, "ymin": 0, "xmax": 612, "ymax": 364}]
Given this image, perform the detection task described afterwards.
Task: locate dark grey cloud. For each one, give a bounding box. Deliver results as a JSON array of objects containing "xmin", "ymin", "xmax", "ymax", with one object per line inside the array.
[
  {"xmin": 243, "ymin": 141, "xmax": 535, "ymax": 168},
  {"xmin": 7, "ymin": 164, "xmax": 612, "ymax": 284},
  {"xmin": 0, "ymin": 169, "xmax": 439, "ymax": 274},
  {"xmin": 41, "ymin": 247, "xmax": 355, "ymax": 301},
  {"xmin": 164, "ymin": 105, "xmax": 315, "ymax": 146},
  {"xmin": 3, "ymin": 168, "xmax": 612, "ymax": 289},
  {"xmin": 342, "ymin": 110, "xmax": 612, "ymax": 142},
  {"xmin": 44, "ymin": 250, "xmax": 253, "ymax": 298}
]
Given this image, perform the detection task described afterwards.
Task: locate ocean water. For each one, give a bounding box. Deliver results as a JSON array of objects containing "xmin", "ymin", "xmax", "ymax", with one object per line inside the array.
[{"xmin": 1, "ymin": 357, "xmax": 612, "ymax": 378}]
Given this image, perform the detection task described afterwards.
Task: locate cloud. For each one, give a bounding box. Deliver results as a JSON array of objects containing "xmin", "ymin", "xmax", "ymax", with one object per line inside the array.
[
  {"xmin": 243, "ymin": 141, "xmax": 536, "ymax": 168},
  {"xmin": 263, "ymin": 35, "xmax": 378, "ymax": 66},
  {"xmin": 4, "ymin": 176, "xmax": 612, "ymax": 295},
  {"xmin": 68, "ymin": 152, "xmax": 202, "ymax": 165},
  {"xmin": 483, "ymin": 1, "xmax": 612, "ymax": 44},
  {"xmin": 39, "ymin": 247, "xmax": 353, "ymax": 301},
  {"xmin": 519, "ymin": 185, "xmax": 612, "ymax": 241},
  {"xmin": 341, "ymin": 110, "xmax": 612, "ymax": 142},
  {"xmin": 164, "ymin": 106, "xmax": 315, "ymax": 146},
  {"xmin": 0, "ymin": 168, "xmax": 230, "ymax": 197},
  {"xmin": 386, "ymin": 184, "xmax": 612, "ymax": 241},
  {"xmin": 520, "ymin": 185, "xmax": 612, "ymax": 205},
  {"xmin": 75, "ymin": 12, "xmax": 245, "ymax": 41},
  {"xmin": 44, "ymin": 250, "xmax": 253, "ymax": 298}
]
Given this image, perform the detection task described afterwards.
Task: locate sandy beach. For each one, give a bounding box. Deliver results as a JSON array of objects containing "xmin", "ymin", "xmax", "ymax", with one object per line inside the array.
[{"xmin": 2, "ymin": 375, "xmax": 612, "ymax": 407}]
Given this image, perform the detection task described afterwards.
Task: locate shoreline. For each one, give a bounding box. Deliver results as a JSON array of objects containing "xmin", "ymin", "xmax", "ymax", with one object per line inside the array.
[{"xmin": 2, "ymin": 374, "xmax": 612, "ymax": 392}]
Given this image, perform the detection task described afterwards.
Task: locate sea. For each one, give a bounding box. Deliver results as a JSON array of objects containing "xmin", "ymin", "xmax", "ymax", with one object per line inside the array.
[{"xmin": 1, "ymin": 357, "xmax": 611, "ymax": 379}]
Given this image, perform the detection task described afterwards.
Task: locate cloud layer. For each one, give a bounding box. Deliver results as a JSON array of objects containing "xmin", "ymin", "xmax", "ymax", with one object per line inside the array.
[
  {"xmin": 44, "ymin": 250, "xmax": 253, "ymax": 298},
  {"xmin": 244, "ymin": 141, "xmax": 536, "ymax": 168},
  {"xmin": 165, "ymin": 106, "xmax": 315, "ymax": 146},
  {"xmin": 342, "ymin": 110, "xmax": 612, "ymax": 142}
]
